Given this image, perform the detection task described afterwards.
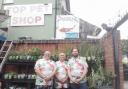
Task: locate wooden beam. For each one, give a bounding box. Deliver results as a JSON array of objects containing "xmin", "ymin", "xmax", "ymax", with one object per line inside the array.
[{"xmin": 114, "ymin": 13, "xmax": 128, "ymax": 29}]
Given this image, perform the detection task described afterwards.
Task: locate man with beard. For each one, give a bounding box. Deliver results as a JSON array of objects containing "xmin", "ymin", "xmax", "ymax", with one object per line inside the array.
[
  {"xmin": 68, "ymin": 48, "xmax": 88, "ymax": 89},
  {"xmin": 34, "ymin": 51, "xmax": 56, "ymax": 89}
]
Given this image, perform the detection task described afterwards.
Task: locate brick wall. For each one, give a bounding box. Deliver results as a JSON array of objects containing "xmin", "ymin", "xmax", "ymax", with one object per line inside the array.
[{"xmin": 102, "ymin": 31, "xmax": 124, "ymax": 89}]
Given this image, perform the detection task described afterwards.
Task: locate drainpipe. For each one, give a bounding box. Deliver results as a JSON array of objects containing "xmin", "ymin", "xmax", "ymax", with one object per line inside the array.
[
  {"xmin": 0, "ymin": 0, "xmax": 4, "ymax": 9},
  {"xmin": 112, "ymin": 29, "xmax": 120, "ymax": 89},
  {"xmin": 54, "ymin": 0, "xmax": 57, "ymax": 39}
]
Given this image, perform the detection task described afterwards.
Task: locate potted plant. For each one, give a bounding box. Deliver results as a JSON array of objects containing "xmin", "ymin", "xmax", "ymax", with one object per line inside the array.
[
  {"xmin": 87, "ymin": 66, "xmax": 114, "ymax": 89},
  {"xmin": 29, "ymin": 48, "xmax": 42, "ymax": 61},
  {"xmin": 96, "ymin": 68, "xmax": 114, "ymax": 89}
]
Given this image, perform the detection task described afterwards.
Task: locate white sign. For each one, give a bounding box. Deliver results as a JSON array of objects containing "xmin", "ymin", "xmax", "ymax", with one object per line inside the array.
[
  {"xmin": 3, "ymin": 0, "xmax": 14, "ymax": 4},
  {"xmin": 4, "ymin": 4, "xmax": 52, "ymax": 15},
  {"xmin": 4, "ymin": 4, "xmax": 52, "ymax": 26},
  {"xmin": 10, "ymin": 14, "xmax": 44, "ymax": 26},
  {"xmin": 56, "ymin": 15, "xmax": 79, "ymax": 39}
]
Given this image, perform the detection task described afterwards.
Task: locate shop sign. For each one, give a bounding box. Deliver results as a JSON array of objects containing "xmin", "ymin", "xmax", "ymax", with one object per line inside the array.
[
  {"xmin": 10, "ymin": 14, "xmax": 44, "ymax": 26},
  {"xmin": 4, "ymin": 4, "xmax": 52, "ymax": 26},
  {"xmin": 56, "ymin": 15, "xmax": 79, "ymax": 39}
]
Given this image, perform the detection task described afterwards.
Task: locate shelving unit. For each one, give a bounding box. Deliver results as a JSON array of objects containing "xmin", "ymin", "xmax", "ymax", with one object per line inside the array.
[
  {"xmin": 3, "ymin": 79, "xmax": 35, "ymax": 89},
  {"xmin": 2, "ymin": 60, "xmax": 36, "ymax": 89}
]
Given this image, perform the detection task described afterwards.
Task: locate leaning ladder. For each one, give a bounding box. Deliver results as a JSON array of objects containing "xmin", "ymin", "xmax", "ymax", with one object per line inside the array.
[{"xmin": 0, "ymin": 40, "xmax": 13, "ymax": 72}]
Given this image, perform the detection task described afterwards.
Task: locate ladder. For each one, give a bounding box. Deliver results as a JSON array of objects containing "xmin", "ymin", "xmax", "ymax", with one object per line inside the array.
[{"xmin": 0, "ymin": 40, "xmax": 13, "ymax": 72}]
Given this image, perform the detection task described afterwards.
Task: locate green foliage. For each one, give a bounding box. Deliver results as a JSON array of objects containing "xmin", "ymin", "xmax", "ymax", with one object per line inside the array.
[
  {"xmin": 79, "ymin": 41, "xmax": 114, "ymax": 89},
  {"xmin": 51, "ymin": 47, "xmax": 72, "ymax": 62},
  {"xmin": 29, "ymin": 48, "xmax": 42, "ymax": 57},
  {"xmin": 65, "ymin": 47, "xmax": 72, "ymax": 59},
  {"xmin": 79, "ymin": 41, "xmax": 103, "ymax": 57},
  {"xmin": 51, "ymin": 53, "xmax": 58, "ymax": 62},
  {"xmin": 87, "ymin": 68, "xmax": 114, "ymax": 89},
  {"xmin": 86, "ymin": 56, "xmax": 104, "ymax": 73},
  {"xmin": 8, "ymin": 47, "xmax": 42, "ymax": 61},
  {"xmin": 121, "ymin": 40, "xmax": 128, "ymax": 55},
  {"xmin": 121, "ymin": 40, "xmax": 128, "ymax": 65}
]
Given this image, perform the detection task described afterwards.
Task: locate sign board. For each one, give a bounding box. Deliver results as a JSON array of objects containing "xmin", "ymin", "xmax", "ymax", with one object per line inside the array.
[
  {"xmin": 56, "ymin": 15, "xmax": 79, "ymax": 39},
  {"xmin": 4, "ymin": 4, "xmax": 52, "ymax": 26},
  {"xmin": 10, "ymin": 14, "xmax": 44, "ymax": 26},
  {"xmin": 3, "ymin": 0, "xmax": 14, "ymax": 4}
]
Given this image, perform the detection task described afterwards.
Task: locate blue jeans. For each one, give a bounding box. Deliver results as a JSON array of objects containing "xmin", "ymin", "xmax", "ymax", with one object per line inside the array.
[
  {"xmin": 35, "ymin": 85, "xmax": 51, "ymax": 89},
  {"xmin": 70, "ymin": 82, "xmax": 88, "ymax": 89}
]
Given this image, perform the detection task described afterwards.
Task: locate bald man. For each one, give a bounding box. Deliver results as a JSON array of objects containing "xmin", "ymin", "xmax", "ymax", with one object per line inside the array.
[
  {"xmin": 55, "ymin": 53, "xmax": 69, "ymax": 89},
  {"xmin": 34, "ymin": 51, "xmax": 56, "ymax": 89}
]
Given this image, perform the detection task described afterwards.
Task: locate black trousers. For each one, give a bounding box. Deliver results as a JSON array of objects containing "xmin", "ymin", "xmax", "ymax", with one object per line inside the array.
[
  {"xmin": 35, "ymin": 85, "xmax": 52, "ymax": 89},
  {"xmin": 70, "ymin": 82, "xmax": 88, "ymax": 89},
  {"xmin": 55, "ymin": 88, "xmax": 68, "ymax": 89}
]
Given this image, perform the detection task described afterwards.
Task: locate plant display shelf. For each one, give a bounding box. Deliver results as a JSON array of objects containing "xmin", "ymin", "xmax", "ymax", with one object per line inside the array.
[
  {"xmin": 6, "ymin": 61, "xmax": 35, "ymax": 65},
  {"xmin": 2, "ymin": 59, "xmax": 36, "ymax": 89},
  {"xmin": 3, "ymin": 79, "xmax": 35, "ymax": 83}
]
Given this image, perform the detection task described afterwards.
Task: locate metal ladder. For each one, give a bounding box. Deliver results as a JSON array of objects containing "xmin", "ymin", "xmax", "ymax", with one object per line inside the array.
[{"xmin": 0, "ymin": 40, "xmax": 13, "ymax": 72}]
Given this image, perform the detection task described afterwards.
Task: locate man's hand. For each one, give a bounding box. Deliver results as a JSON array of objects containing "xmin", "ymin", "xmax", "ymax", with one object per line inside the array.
[
  {"xmin": 75, "ymin": 78, "xmax": 82, "ymax": 83},
  {"xmin": 44, "ymin": 75, "xmax": 52, "ymax": 81},
  {"xmin": 61, "ymin": 77, "xmax": 68, "ymax": 83},
  {"xmin": 70, "ymin": 77, "xmax": 78, "ymax": 83}
]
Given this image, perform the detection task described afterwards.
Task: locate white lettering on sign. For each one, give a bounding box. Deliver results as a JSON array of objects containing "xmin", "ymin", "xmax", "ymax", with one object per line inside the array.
[
  {"xmin": 11, "ymin": 15, "xmax": 44, "ymax": 26},
  {"xmin": 4, "ymin": 4, "xmax": 52, "ymax": 26},
  {"xmin": 4, "ymin": 4, "xmax": 52, "ymax": 15},
  {"xmin": 4, "ymin": 5, "xmax": 27, "ymax": 15}
]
